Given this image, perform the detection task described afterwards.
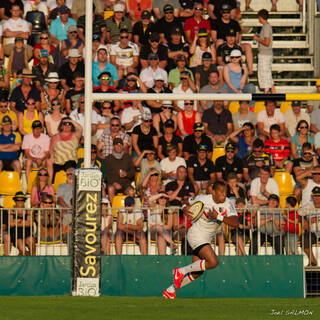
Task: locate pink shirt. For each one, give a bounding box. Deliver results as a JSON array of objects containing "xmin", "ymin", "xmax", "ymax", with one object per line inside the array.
[{"xmin": 22, "ymin": 133, "xmax": 50, "ymax": 158}]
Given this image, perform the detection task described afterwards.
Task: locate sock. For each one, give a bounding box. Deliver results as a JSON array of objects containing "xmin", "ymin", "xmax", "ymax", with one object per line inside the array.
[
  {"xmin": 180, "ymin": 259, "xmax": 206, "ymax": 274},
  {"xmin": 166, "ymin": 285, "xmax": 175, "ymax": 293},
  {"xmin": 180, "ymin": 273, "xmax": 195, "ymax": 289}
]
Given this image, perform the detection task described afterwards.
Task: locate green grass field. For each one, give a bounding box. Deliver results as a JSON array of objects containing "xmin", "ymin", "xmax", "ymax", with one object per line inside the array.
[{"xmin": 1, "ymin": 297, "xmax": 320, "ymax": 320}]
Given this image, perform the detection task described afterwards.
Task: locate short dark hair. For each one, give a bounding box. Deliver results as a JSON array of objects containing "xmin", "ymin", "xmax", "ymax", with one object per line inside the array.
[
  {"xmin": 253, "ymin": 138, "xmax": 264, "ymax": 149},
  {"xmin": 265, "ymin": 100, "xmax": 277, "ymax": 107},
  {"xmin": 260, "ymin": 165, "xmax": 270, "ymax": 174},
  {"xmin": 235, "ymin": 198, "xmax": 246, "ymax": 205},
  {"xmin": 302, "ymin": 142, "xmax": 312, "ymax": 151},
  {"xmin": 242, "ymin": 122, "xmax": 254, "ymax": 130},
  {"xmin": 258, "ymin": 9, "xmax": 269, "ymax": 20},
  {"xmin": 270, "ymin": 124, "xmax": 280, "ymax": 132},
  {"xmin": 296, "ymin": 119, "xmax": 309, "ymax": 132},
  {"xmin": 212, "ymin": 181, "xmax": 226, "ymax": 190},
  {"xmin": 227, "ymin": 172, "xmax": 237, "ymax": 181},
  {"xmin": 286, "ymin": 196, "xmax": 297, "ymax": 208},
  {"xmin": 41, "ymin": 193, "xmax": 54, "ymax": 203}
]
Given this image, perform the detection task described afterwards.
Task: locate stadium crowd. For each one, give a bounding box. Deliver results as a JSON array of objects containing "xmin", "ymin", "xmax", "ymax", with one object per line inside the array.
[{"xmin": 0, "ymin": 0, "xmax": 319, "ymax": 264}]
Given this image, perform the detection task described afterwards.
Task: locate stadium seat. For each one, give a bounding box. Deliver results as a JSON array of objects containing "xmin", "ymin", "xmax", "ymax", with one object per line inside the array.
[
  {"xmin": 112, "ymin": 194, "xmax": 126, "ymax": 218},
  {"xmin": 27, "ymin": 169, "xmax": 40, "ymax": 194},
  {"xmin": 77, "ymin": 147, "xmax": 84, "ymax": 159},
  {"xmin": 280, "ymin": 101, "xmax": 292, "ymax": 114},
  {"xmin": 135, "ymin": 171, "xmax": 141, "ymax": 186},
  {"xmin": 212, "ymin": 146, "xmax": 226, "ymax": 164},
  {"xmin": 254, "ymin": 101, "xmax": 265, "ymax": 115},
  {"xmin": 229, "ymin": 101, "xmax": 240, "ymax": 114},
  {"xmin": 0, "ymin": 171, "xmax": 22, "ymax": 195},
  {"xmin": 53, "ymin": 170, "xmax": 66, "ymax": 193},
  {"xmin": 273, "ymin": 171, "xmax": 294, "ymax": 196},
  {"xmin": 3, "ymin": 195, "xmax": 15, "ymax": 208}
]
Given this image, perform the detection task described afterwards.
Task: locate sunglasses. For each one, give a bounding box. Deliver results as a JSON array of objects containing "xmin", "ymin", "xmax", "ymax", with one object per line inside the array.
[
  {"xmin": 162, "ymin": 106, "xmax": 172, "ymax": 109},
  {"xmin": 40, "ymin": 37, "xmax": 48, "ymax": 40},
  {"xmin": 222, "ymin": 10, "xmax": 231, "ymax": 13},
  {"xmin": 120, "ymin": 36, "xmax": 129, "ymax": 39},
  {"xmin": 194, "ymin": 130, "xmax": 203, "ymax": 132},
  {"xmin": 69, "ymin": 31, "xmax": 77, "ymax": 34},
  {"xmin": 111, "ymin": 124, "xmax": 120, "ymax": 127},
  {"xmin": 52, "ymin": 102, "xmax": 61, "ymax": 106},
  {"xmin": 195, "ymin": 7, "xmax": 203, "ymax": 10},
  {"xmin": 63, "ymin": 122, "xmax": 72, "ymax": 126},
  {"xmin": 185, "ymin": 102, "xmax": 194, "ymax": 105},
  {"xmin": 127, "ymin": 78, "xmax": 136, "ymax": 82},
  {"xmin": 150, "ymin": 40, "xmax": 159, "ymax": 43},
  {"xmin": 100, "ymin": 77, "xmax": 110, "ymax": 81},
  {"xmin": 16, "ymin": 199, "xmax": 25, "ymax": 202},
  {"xmin": 102, "ymin": 106, "xmax": 111, "ymax": 109},
  {"xmin": 231, "ymin": 56, "xmax": 240, "ymax": 59},
  {"xmin": 27, "ymin": 102, "xmax": 36, "ymax": 105},
  {"xmin": 180, "ymin": 77, "xmax": 188, "ymax": 80},
  {"xmin": 43, "ymin": 201, "xmax": 53, "ymax": 204},
  {"xmin": 165, "ymin": 11, "xmax": 174, "ymax": 14},
  {"xmin": 79, "ymin": 101, "xmax": 85, "ymax": 104},
  {"xmin": 299, "ymin": 126, "xmax": 308, "ymax": 129},
  {"xmin": 144, "ymin": 119, "xmax": 153, "ymax": 122},
  {"xmin": 303, "ymin": 152, "xmax": 312, "ymax": 156},
  {"xmin": 147, "ymin": 152, "xmax": 155, "ymax": 156},
  {"xmin": 38, "ymin": 173, "xmax": 49, "ymax": 176},
  {"xmin": 151, "ymin": 173, "xmax": 159, "ymax": 177},
  {"xmin": 159, "ymin": 196, "xmax": 167, "ymax": 200},
  {"xmin": 226, "ymin": 150, "xmax": 235, "ymax": 153}
]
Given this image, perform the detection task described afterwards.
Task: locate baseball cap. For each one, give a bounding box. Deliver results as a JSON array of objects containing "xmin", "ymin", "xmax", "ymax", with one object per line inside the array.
[
  {"xmin": 176, "ymin": 54, "xmax": 187, "ymax": 62},
  {"xmin": 13, "ymin": 191, "xmax": 27, "ymax": 201},
  {"xmin": 202, "ymin": 52, "xmax": 212, "ymax": 61},
  {"xmin": 124, "ymin": 196, "xmax": 135, "ymax": 206},
  {"xmin": 268, "ymin": 194, "xmax": 280, "ymax": 202},
  {"xmin": 163, "ymin": 4, "xmax": 174, "ymax": 13},
  {"xmin": 171, "ymin": 28, "xmax": 181, "ymax": 35},
  {"xmin": 198, "ymin": 144, "xmax": 208, "ymax": 152},
  {"xmin": 141, "ymin": 10, "xmax": 151, "ymax": 19},
  {"xmin": 59, "ymin": 5, "xmax": 70, "ymax": 14},
  {"xmin": 164, "ymin": 119, "xmax": 175, "ymax": 128},
  {"xmin": 2, "ymin": 115, "xmax": 12, "ymax": 125},
  {"xmin": 32, "ymin": 120, "xmax": 42, "ymax": 129},
  {"xmin": 114, "ymin": 3, "xmax": 125, "ymax": 12},
  {"xmin": 193, "ymin": 122, "xmax": 204, "ymax": 131},
  {"xmin": 180, "ymin": 70, "xmax": 190, "ymax": 76},
  {"xmin": 312, "ymin": 186, "xmax": 320, "ymax": 196},
  {"xmin": 39, "ymin": 49, "xmax": 49, "ymax": 57},
  {"xmin": 230, "ymin": 49, "xmax": 242, "ymax": 57},
  {"xmin": 226, "ymin": 29, "xmax": 236, "ymax": 37},
  {"xmin": 142, "ymin": 112, "xmax": 152, "ymax": 121},
  {"xmin": 101, "ymin": 197, "xmax": 110, "ymax": 205},
  {"xmin": 225, "ymin": 142, "xmax": 236, "ymax": 151},
  {"xmin": 154, "ymin": 72, "xmax": 164, "ymax": 81},
  {"xmin": 67, "ymin": 48, "xmax": 81, "ymax": 58},
  {"xmin": 113, "ymin": 137, "xmax": 123, "ymax": 145},
  {"xmin": 292, "ymin": 100, "xmax": 302, "ymax": 106},
  {"xmin": 67, "ymin": 25, "xmax": 77, "ymax": 33},
  {"xmin": 15, "ymin": 37, "xmax": 24, "ymax": 43},
  {"xmin": 150, "ymin": 32, "xmax": 160, "ymax": 42},
  {"xmin": 148, "ymin": 52, "xmax": 159, "ymax": 60},
  {"xmin": 166, "ymin": 144, "xmax": 176, "ymax": 152},
  {"xmin": 198, "ymin": 28, "xmax": 208, "ymax": 37},
  {"xmin": 221, "ymin": 3, "xmax": 232, "ymax": 11},
  {"xmin": 93, "ymin": 34, "xmax": 101, "ymax": 42}
]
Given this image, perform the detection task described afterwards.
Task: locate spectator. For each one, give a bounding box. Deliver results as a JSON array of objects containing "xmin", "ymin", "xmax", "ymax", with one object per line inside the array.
[
  {"xmin": 18, "ymin": 97, "xmax": 44, "ymax": 136},
  {"xmin": 232, "ymin": 100, "xmax": 257, "ymax": 130},
  {"xmin": 45, "ymin": 99, "xmax": 66, "ymax": 137},
  {"xmin": 0, "ymin": 0, "xmax": 24, "ymax": 21},
  {"xmin": 153, "ymin": 0, "xmax": 180, "ymax": 19},
  {"xmin": 22, "ymin": 120, "xmax": 52, "ymax": 181},
  {"xmin": 105, "ymin": 137, "xmax": 135, "ymax": 204},
  {"xmin": 244, "ymin": 138, "xmax": 275, "ymax": 182},
  {"xmin": 32, "ymin": 49, "xmax": 58, "ymax": 91},
  {"xmin": 285, "ymin": 101, "xmax": 310, "ymax": 140},
  {"xmin": 195, "ymin": 52, "xmax": 218, "ymax": 91},
  {"xmin": 0, "ymin": 116, "xmax": 21, "ymax": 175},
  {"xmin": 97, "ymin": 117, "xmax": 131, "ymax": 158},
  {"xmin": 264, "ymin": 124, "xmax": 292, "ymax": 172},
  {"xmin": 223, "ymin": 49, "xmax": 255, "ymax": 100},
  {"xmin": 184, "ymin": 2, "xmax": 211, "ymax": 45},
  {"xmin": 115, "ymin": 196, "xmax": 147, "ymax": 255},
  {"xmin": 187, "ymin": 144, "xmax": 215, "ymax": 194},
  {"xmin": 189, "ymin": 28, "xmax": 216, "ymax": 74},
  {"xmin": 48, "ymin": 0, "xmax": 70, "ymax": 23},
  {"xmin": 30, "ymin": 168, "xmax": 54, "ymax": 208},
  {"xmin": 202, "ymin": 100, "xmax": 233, "ymax": 144},
  {"xmin": 140, "ymin": 32, "xmax": 168, "ymax": 70},
  {"xmin": 226, "ymin": 172, "xmax": 246, "ymax": 204},
  {"xmin": 254, "ymin": 9, "xmax": 275, "ymax": 94},
  {"xmin": 140, "ymin": 168, "xmax": 163, "ymax": 206},
  {"xmin": 168, "ymin": 55, "xmax": 194, "ymax": 90},
  {"xmin": 250, "ymin": 166, "xmax": 279, "ymax": 206},
  {"xmin": 126, "ymin": 0, "xmax": 152, "ymax": 24},
  {"xmin": 105, "ymin": 2, "xmax": 133, "ymax": 44},
  {"xmin": 95, "ymin": 101, "xmax": 117, "ymax": 140},
  {"xmin": 60, "ymin": 25, "xmax": 84, "ymax": 64},
  {"xmin": 158, "ymin": 119, "xmax": 182, "ymax": 160},
  {"xmin": 10, "ymin": 68, "xmax": 41, "ymax": 113},
  {"xmin": 64, "ymin": 72, "xmax": 84, "ymax": 114},
  {"xmin": 207, "ymin": 0, "xmax": 237, "ymax": 21},
  {"xmin": 290, "ymin": 120, "xmax": 313, "ymax": 160},
  {"xmin": 140, "ymin": 53, "xmax": 168, "ymax": 89},
  {"xmin": 153, "ymin": 103, "xmax": 177, "ymax": 137},
  {"xmin": 160, "ymin": 145, "xmax": 186, "ymax": 185},
  {"xmin": 183, "ymin": 122, "xmax": 213, "ymax": 160},
  {"xmin": 0, "ymin": 58, "xmax": 10, "ymax": 98},
  {"xmin": 24, "ymin": 0, "xmax": 48, "ymax": 18},
  {"xmin": 0, "ymin": 97, "xmax": 17, "ymax": 131},
  {"xmin": 132, "ymin": 112, "xmax": 159, "ymax": 158},
  {"xmin": 257, "ymin": 100, "xmax": 285, "ymax": 140},
  {"xmin": 8, "ymin": 37, "xmax": 28, "ymax": 78},
  {"xmin": 132, "ymin": 10, "xmax": 156, "ymax": 49},
  {"xmin": 110, "ymin": 28, "xmax": 139, "ymax": 79},
  {"xmin": 215, "ymin": 142, "xmax": 245, "ymax": 182},
  {"xmin": 134, "ymin": 148, "xmax": 161, "ymax": 187},
  {"xmin": 167, "ymin": 28, "xmax": 189, "ymax": 72},
  {"xmin": 146, "ymin": 74, "xmax": 172, "ymax": 114},
  {"xmin": 228, "ymin": 121, "xmax": 255, "ymax": 160},
  {"xmin": 50, "ymin": 117, "xmax": 82, "ymax": 177},
  {"xmin": 33, "ymin": 31, "xmax": 56, "ymax": 66},
  {"xmin": 299, "ymin": 186, "xmax": 320, "ymax": 266},
  {"xmin": 50, "ymin": 5, "xmax": 77, "ymax": 45},
  {"xmin": 59, "ymin": 48, "xmax": 84, "ymax": 91},
  {"xmin": 92, "ymin": 34, "xmax": 102, "ymax": 61},
  {"xmin": 92, "ymin": 46, "xmax": 118, "ymax": 88},
  {"xmin": 176, "ymin": 100, "xmax": 201, "ymax": 137},
  {"xmin": 156, "ymin": 4, "xmax": 183, "ymax": 45},
  {"xmin": 200, "ymin": 70, "xmax": 227, "ymax": 111}
]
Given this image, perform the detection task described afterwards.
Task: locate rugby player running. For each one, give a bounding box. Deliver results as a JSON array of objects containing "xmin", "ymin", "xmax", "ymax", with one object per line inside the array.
[{"xmin": 163, "ymin": 181, "xmax": 239, "ymax": 299}]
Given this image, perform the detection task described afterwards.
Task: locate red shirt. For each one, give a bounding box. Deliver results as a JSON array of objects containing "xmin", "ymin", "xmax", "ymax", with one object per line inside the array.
[
  {"xmin": 264, "ymin": 138, "xmax": 290, "ymax": 162},
  {"xmin": 183, "ymin": 17, "xmax": 211, "ymax": 42}
]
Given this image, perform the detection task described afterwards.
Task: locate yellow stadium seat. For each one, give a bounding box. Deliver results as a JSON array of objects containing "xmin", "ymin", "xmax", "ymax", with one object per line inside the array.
[
  {"xmin": 27, "ymin": 169, "xmax": 40, "ymax": 194},
  {"xmin": 212, "ymin": 146, "xmax": 226, "ymax": 164},
  {"xmin": 229, "ymin": 101, "xmax": 240, "ymax": 114},
  {"xmin": 53, "ymin": 170, "xmax": 66, "ymax": 193},
  {"xmin": 112, "ymin": 194, "xmax": 126, "ymax": 218},
  {"xmin": 3, "ymin": 195, "xmax": 15, "ymax": 208},
  {"xmin": 280, "ymin": 101, "xmax": 292, "ymax": 114},
  {"xmin": 77, "ymin": 147, "xmax": 84, "ymax": 159},
  {"xmin": 273, "ymin": 171, "xmax": 294, "ymax": 196},
  {"xmin": 254, "ymin": 101, "xmax": 266, "ymax": 115},
  {"xmin": 0, "ymin": 171, "xmax": 22, "ymax": 195},
  {"xmin": 135, "ymin": 171, "xmax": 141, "ymax": 186}
]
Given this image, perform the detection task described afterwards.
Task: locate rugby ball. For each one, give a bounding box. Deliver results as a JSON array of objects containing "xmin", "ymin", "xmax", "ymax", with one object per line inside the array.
[{"xmin": 188, "ymin": 201, "xmax": 204, "ymax": 222}]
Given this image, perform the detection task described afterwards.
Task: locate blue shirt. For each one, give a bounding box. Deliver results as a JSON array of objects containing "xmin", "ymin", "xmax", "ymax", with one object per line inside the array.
[
  {"xmin": 0, "ymin": 131, "xmax": 20, "ymax": 159},
  {"xmin": 92, "ymin": 61, "xmax": 119, "ymax": 87},
  {"xmin": 50, "ymin": 17, "xmax": 77, "ymax": 41}
]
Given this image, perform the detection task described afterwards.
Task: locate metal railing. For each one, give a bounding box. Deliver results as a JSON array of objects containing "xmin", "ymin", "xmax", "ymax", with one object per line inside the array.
[{"xmin": 1, "ymin": 206, "xmax": 319, "ymax": 266}]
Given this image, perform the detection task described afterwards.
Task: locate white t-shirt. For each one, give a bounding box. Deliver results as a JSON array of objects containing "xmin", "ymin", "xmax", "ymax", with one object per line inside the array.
[
  {"xmin": 3, "ymin": 18, "xmax": 31, "ymax": 45},
  {"xmin": 257, "ymin": 109, "xmax": 285, "ymax": 133},
  {"xmin": 22, "ymin": 133, "xmax": 50, "ymax": 158},
  {"xmin": 139, "ymin": 66, "xmax": 168, "ymax": 89},
  {"xmin": 121, "ymin": 106, "xmax": 151, "ymax": 132},
  {"xmin": 284, "ymin": 109, "xmax": 310, "ymax": 138},
  {"xmin": 301, "ymin": 179, "xmax": 320, "ymax": 207},
  {"xmin": 110, "ymin": 41, "xmax": 139, "ymax": 67},
  {"xmin": 160, "ymin": 156, "xmax": 186, "ymax": 184},
  {"xmin": 70, "ymin": 108, "xmax": 99, "ymax": 131},
  {"xmin": 172, "ymin": 85, "xmax": 195, "ymax": 110},
  {"xmin": 250, "ymin": 177, "xmax": 279, "ymax": 201}
]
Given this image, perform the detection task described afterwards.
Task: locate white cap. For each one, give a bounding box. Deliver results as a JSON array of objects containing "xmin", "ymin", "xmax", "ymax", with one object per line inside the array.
[
  {"xmin": 102, "ymin": 197, "xmax": 110, "ymax": 204},
  {"xmin": 67, "ymin": 48, "xmax": 81, "ymax": 58},
  {"xmin": 114, "ymin": 3, "xmax": 125, "ymax": 12},
  {"xmin": 230, "ymin": 49, "xmax": 242, "ymax": 57},
  {"xmin": 154, "ymin": 72, "xmax": 165, "ymax": 81},
  {"xmin": 97, "ymin": 44, "xmax": 108, "ymax": 53}
]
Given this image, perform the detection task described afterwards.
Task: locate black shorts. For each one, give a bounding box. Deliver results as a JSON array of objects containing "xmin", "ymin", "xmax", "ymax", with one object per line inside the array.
[
  {"xmin": 303, "ymin": 231, "xmax": 318, "ymax": 249},
  {"xmin": 1, "ymin": 159, "xmax": 17, "ymax": 171},
  {"xmin": 191, "ymin": 242, "xmax": 210, "ymax": 258}
]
